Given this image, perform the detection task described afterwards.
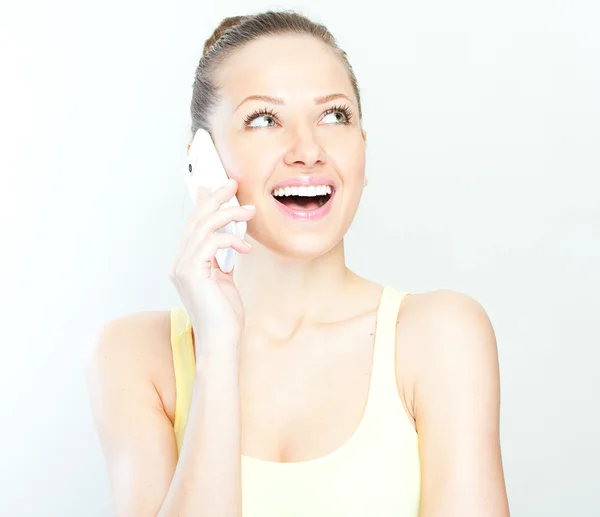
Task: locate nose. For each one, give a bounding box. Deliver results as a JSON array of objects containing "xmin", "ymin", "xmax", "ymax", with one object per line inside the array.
[{"xmin": 283, "ymin": 126, "xmax": 326, "ymax": 169}]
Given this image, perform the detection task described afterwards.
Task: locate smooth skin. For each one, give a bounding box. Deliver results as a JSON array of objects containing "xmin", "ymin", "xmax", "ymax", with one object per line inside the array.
[{"xmin": 86, "ymin": 34, "xmax": 510, "ymax": 516}]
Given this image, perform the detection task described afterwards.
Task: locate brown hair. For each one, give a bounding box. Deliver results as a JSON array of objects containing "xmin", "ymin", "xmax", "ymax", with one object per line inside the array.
[{"xmin": 190, "ymin": 10, "xmax": 363, "ymax": 138}]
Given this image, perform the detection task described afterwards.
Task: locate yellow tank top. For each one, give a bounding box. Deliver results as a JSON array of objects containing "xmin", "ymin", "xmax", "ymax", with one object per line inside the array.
[{"xmin": 170, "ymin": 285, "xmax": 421, "ymax": 516}]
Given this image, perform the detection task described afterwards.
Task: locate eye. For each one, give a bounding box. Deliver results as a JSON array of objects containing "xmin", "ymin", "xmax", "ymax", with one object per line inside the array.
[
  {"xmin": 244, "ymin": 108, "xmax": 280, "ymax": 129},
  {"xmin": 321, "ymin": 104, "xmax": 353, "ymax": 125}
]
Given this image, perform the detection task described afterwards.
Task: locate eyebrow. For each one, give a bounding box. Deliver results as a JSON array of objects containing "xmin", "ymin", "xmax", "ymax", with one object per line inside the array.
[{"xmin": 234, "ymin": 93, "xmax": 352, "ymax": 112}]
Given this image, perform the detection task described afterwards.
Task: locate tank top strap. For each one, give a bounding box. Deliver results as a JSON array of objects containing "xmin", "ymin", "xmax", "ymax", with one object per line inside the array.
[
  {"xmin": 170, "ymin": 307, "xmax": 196, "ymax": 453},
  {"xmin": 170, "ymin": 306, "xmax": 187, "ymax": 341},
  {"xmin": 170, "ymin": 306, "xmax": 196, "ymax": 370},
  {"xmin": 368, "ymin": 286, "xmax": 411, "ymax": 398}
]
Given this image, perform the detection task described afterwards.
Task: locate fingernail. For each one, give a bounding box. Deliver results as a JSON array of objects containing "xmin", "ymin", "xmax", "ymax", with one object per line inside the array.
[
  {"xmin": 241, "ymin": 204, "xmax": 256, "ymax": 211},
  {"xmin": 226, "ymin": 178, "xmax": 236, "ymax": 186}
]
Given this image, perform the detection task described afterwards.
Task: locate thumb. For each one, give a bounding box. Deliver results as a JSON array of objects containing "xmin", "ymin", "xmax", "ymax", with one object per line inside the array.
[{"xmin": 211, "ymin": 256, "xmax": 236, "ymax": 281}]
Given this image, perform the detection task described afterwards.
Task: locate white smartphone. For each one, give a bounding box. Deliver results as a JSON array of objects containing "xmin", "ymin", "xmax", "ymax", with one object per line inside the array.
[{"xmin": 185, "ymin": 128, "xmax": 247, "ymax": 273}]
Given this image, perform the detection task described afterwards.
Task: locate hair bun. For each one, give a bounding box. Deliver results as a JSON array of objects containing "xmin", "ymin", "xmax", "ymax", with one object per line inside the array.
[{"xmin": 203, "ymin": 16, "xmax": 249, "ymax": 56}]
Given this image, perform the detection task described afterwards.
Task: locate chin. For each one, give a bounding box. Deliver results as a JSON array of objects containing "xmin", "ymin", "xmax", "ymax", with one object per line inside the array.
[{"xmin": 252, "ymin": 229, "xmax": 344, "ymax": 261}]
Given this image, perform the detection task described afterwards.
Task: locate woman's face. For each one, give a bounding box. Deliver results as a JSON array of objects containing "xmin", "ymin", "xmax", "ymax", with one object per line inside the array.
[{"xmin": 208, "ymin": 34, "xmax": 366, "ymax": 259}]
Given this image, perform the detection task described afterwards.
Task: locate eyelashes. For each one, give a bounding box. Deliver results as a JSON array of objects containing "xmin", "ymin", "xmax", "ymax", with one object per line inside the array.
[
  {"xmin": 243, "ymin": 104, "xmax": 354, "ymax": 129},
  {"xmin": 243, "ymin": 107, "xmax": 279, "ymax": 128},
  {"xmin": 325, "ymin": 104, "xmax": 354, "ymax": 124}
]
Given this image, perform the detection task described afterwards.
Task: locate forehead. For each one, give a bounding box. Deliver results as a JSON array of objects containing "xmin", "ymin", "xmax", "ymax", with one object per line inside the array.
[{"xmin": 215, "ymin": 34, "xmax": 354, "ymax": 109}]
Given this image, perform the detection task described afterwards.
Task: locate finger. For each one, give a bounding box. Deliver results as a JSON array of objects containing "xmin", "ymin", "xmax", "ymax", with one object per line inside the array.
[
  {"xmin": 196, "ymin": 178, "xmax": 238, "ymax": 212},
  {"xmin": 183, "ymin": 204, "xmax": 254, "ymax": 253},
  {"xmin": 209, "ymin": 256, "xmax": 221, "ymax": 278},
  {"xmin": 183, "ymin": 186, "xmax": 245, "ymax": 240},
  {"xmin": 191, "ymin": 232, "xmax": 252, "ymax": 266},
  {"xmin": 198, "ymin": 204, "xmax": 255, "ymax": 235},
  {"xmin": 210, "ymin": 255, "xmax": 235, "ymax": 278},
  {"xmin": 175, "ymin": 232, "xmax": 251, "ymax": 281}
]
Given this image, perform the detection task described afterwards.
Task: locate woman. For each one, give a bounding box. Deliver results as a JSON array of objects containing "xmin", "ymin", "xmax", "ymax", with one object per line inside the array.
[{"xmin": 87, "ymin": 10, "xmax": 510, "ymax": 517}]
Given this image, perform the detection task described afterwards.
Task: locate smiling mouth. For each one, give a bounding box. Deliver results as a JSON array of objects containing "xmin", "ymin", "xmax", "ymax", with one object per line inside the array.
[{"xmin": 272, "ymin": 189, "xmax": 334, "ymax": 210}]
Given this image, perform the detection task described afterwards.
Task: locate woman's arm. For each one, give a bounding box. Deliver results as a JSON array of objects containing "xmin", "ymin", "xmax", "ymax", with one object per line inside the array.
[
  {"xmin": 409, "ymin": 290, "xmax": 510, "ymax": 517},
  {"xmin": 86, "ymin": 312, "xmax": 242, "ymax": 517}
]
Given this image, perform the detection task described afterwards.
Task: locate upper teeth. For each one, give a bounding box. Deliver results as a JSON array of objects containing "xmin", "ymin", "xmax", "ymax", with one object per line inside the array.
[{"xmin": 272, "ymin": 185, "xmax": 333, "ymax": 197}]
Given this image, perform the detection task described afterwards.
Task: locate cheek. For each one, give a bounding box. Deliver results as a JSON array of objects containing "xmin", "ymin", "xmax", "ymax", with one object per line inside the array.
[
  {"xmin": 219, "ymin": 139, "xmax": 276, "ymax": 201},
  {"xmin": 332, "ymin": 139, "xmax": 366, "ymax": 183}
]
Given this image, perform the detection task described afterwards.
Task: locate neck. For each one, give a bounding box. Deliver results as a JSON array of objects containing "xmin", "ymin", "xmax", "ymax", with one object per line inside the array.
[{"xmin": 233, "ymin": 238, "xmax": 358, "ymax": 335}]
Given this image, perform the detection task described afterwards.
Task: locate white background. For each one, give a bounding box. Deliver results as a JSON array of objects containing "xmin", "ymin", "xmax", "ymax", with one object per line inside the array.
[{"xmin": 1, "ymin": 0, "xmax": 599, "ymax": 515}]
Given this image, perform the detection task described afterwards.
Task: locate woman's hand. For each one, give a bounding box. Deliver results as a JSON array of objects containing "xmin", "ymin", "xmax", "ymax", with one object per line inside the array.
[{"xmin": 169, "ymin": 179, "xmax": 255, "ymax": 356}]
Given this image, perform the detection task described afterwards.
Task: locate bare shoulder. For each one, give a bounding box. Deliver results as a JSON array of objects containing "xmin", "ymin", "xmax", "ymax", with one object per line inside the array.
[
  {"xmin": 394, "ymin": 289, "xmax": 499, "ymax": 419},
  {"xmin": 86, "ymin": 310, "xmax": 173, "ymax": 375},
  {"xmin": 85, "ymin": 310, "xmax": 178, "ymax": 423},
  {"xmin": 399, "ymin": 289, "xmax": 495, "ymax": 336},
  {"xmin": 397, "ymin": 288, "xmax": 497, "ymax": 367}
]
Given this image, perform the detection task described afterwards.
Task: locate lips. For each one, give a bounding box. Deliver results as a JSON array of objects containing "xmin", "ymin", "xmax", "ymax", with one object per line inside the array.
[
  {"xmin": 270, "ymin": 175, "xmax": 336, "ymax": 192},
  {"xmin": 267, "ymin": 174, "xmax": 338, "ymax": 221},
  {"xmin": 270, "ymin": 187, "xmax": 336, "ymax": 221}
]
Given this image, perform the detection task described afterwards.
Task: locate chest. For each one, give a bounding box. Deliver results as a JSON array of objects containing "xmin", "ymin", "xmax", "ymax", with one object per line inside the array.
[{"xmin": 237, "ymin": 315, "xmax": 381, "ymax": 463}]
